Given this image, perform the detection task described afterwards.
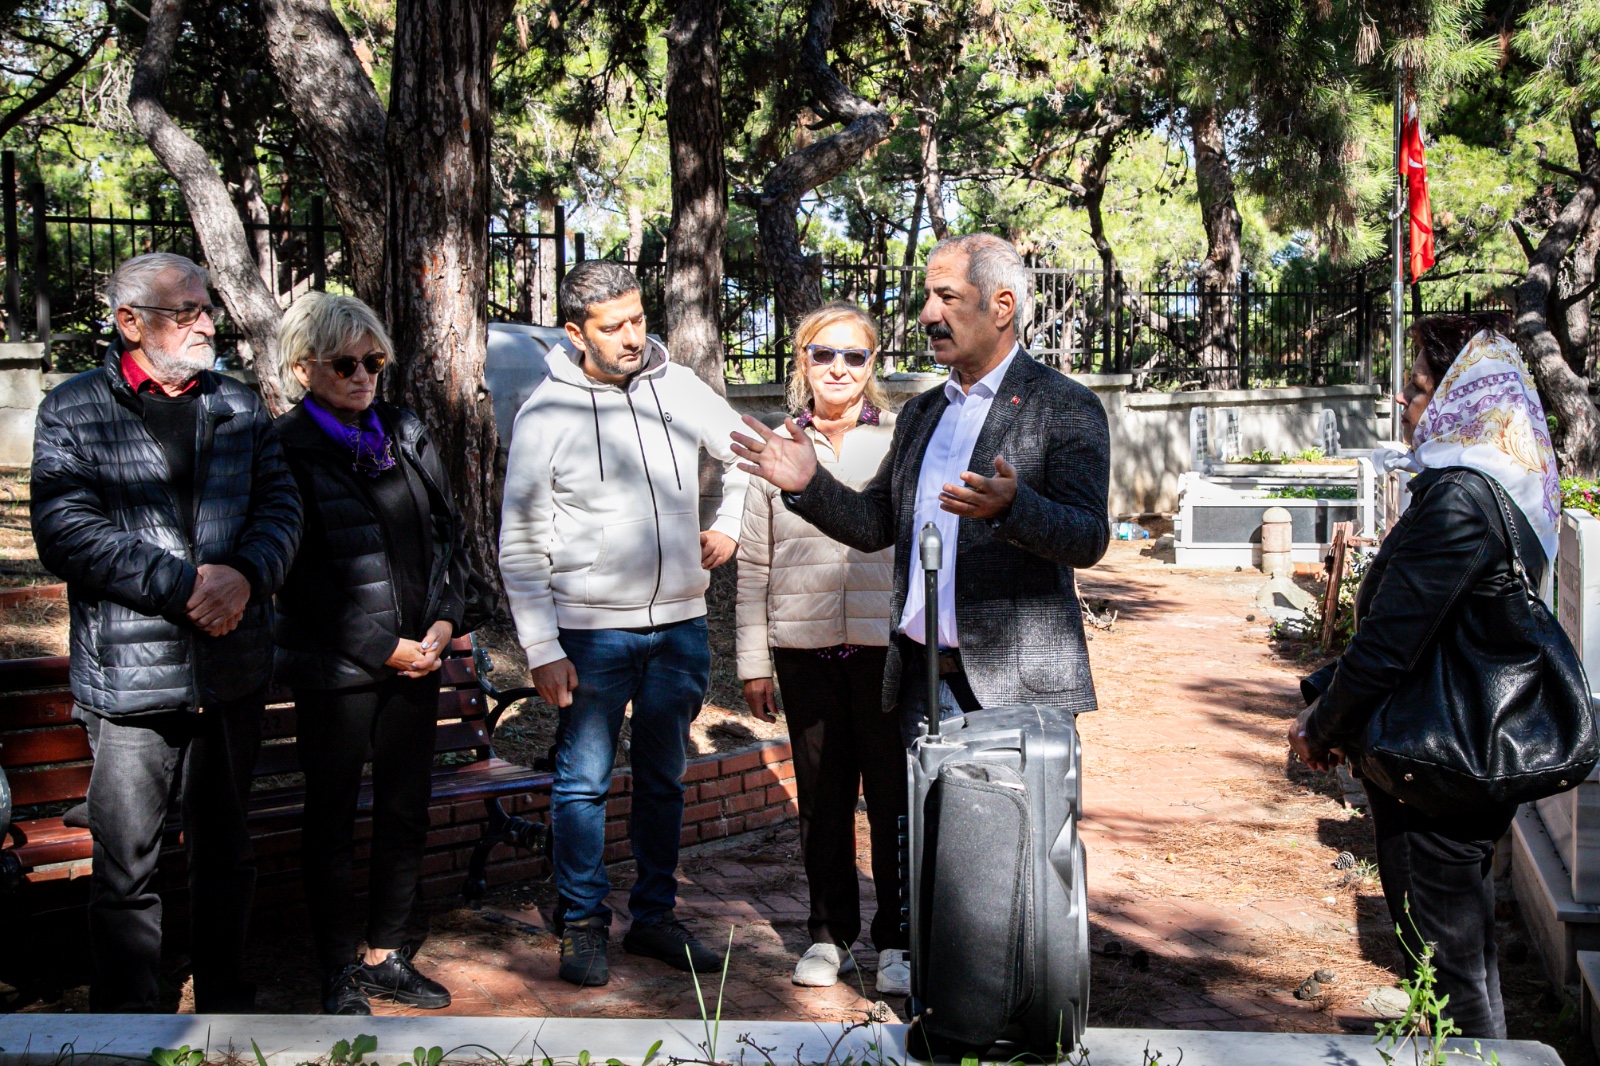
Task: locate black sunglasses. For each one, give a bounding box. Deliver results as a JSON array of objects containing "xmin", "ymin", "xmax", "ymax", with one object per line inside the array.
[
  {"xmin": 317, "ymin": 352, "xmax": 388, "ymax": 378},
  {"xmin": 806, "ymin": 344, "xmax": 874, "ymax": 368},
  {"xmin": 129, "ymin": 303, "xmax": 219, "ymax": 327}
]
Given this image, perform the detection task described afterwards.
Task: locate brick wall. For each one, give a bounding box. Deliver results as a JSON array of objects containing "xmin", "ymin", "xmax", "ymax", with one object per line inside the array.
[
  {"xmin": 417, "ymin": 738, "xmax": 797, "ymax": 900},
  {"xmin": 20, "ymin": 740, "xmax": 797, "ymax": 917}
]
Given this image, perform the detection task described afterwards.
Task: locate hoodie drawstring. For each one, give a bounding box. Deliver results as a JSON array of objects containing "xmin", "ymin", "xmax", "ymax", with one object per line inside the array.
[
  {"xmin": 590, "ymin": 392, "xmax": 605, "ymax": 481},
  {"xmin": 647, "ymin": 378, "xmax": 682, "ymax": 490}
]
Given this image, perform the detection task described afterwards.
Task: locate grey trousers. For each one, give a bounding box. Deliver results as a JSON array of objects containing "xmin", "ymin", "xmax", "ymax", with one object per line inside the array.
[{"xmin": 81, "ymin": 694, "xmax": 263, "ymax": 1013}]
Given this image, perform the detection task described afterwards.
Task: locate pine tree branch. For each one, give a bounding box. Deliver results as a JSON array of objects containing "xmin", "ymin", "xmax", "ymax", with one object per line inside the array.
[
  {"xmin": 128, "ymin": 0, "xmax": 287, "ymax": 412},
  {"xmin": 1510, "ymin": 220, "xmax": 1539, "ymax": 264},
  {"xmin": 1539, "ymin": 159, "xmax": 1583, "ymax": 181},
  {"xmin": 0, "ymin": 24, "xmax": 111, "ymax": 140}
]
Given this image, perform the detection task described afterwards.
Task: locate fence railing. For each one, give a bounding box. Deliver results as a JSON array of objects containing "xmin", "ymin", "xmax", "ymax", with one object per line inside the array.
[{"xmin": 4, "ymin": 153, "xmax": 1508, "ymax": 391}]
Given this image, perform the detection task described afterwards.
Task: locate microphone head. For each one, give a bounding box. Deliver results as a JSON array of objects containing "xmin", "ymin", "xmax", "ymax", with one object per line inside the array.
[{"xmin": 919, "ymin": 522, "xmax": 942, "ymax": 570}]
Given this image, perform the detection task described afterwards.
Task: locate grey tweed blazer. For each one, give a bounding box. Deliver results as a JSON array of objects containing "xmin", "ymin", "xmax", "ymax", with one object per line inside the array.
[{"xmin": 782, "ymin": 351, "xmax": 1111, "ymax": 715}]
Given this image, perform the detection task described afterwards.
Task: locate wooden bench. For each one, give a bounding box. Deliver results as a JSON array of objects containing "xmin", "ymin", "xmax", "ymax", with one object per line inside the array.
[{"xmin": 0, "ymin": 636, "xmax": 547, "ymax": 907}]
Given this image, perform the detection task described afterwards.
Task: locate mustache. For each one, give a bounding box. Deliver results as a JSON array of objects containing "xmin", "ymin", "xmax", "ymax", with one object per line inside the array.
[{"xmin": 926, "ymin": 322, "xmax": 954, "ymax": 341}]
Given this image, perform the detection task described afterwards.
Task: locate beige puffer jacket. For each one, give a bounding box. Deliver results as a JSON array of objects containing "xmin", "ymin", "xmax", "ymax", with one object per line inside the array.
[{"xmin": 736, "ymin": 412, "xmax": 897, "ymax": 681}]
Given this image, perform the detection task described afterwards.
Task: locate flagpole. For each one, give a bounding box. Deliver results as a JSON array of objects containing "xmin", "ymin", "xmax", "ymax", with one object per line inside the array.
[{"xmin": 1390, "ymin": 54, "xmax": 1407, "ymax": 428}]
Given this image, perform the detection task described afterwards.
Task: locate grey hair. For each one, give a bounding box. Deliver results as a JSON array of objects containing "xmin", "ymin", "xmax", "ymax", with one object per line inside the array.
[
  {"xmin": 105, "ymin": 252, "xmax": 210, "ymax": 316},
  {"xmin": 927, "ymin": 234, "xmax": 1033, "ymax": 334},
  {"xmin": 276, "ymin": 291, "xmax": 395, "ymax": 403},
  {"xmin": 558, "ymin": 261, "xmax": 642, "ymax": 326}
]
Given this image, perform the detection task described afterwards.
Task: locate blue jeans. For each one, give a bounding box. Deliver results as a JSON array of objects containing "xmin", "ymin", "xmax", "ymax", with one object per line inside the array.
[{"xmin": 552, "ymin": 617, "xmax": 710, "ymax": 926}]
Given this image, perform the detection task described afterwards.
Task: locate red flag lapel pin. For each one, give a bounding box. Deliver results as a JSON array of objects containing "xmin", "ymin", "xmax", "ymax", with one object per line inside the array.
[{"xmin": 1010, "ymin": 395, "xmax": 1021, "ymax": 405}]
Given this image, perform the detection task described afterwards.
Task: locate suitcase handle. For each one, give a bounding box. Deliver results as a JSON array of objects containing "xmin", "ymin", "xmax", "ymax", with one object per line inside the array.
[{"xmin": 920, "ymin": 522, "xmax": 942, "ymax": 738}]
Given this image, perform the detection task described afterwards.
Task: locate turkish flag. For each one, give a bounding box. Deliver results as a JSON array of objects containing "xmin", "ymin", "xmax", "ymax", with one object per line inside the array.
[{"xmin": 1399, "ymin": 103, "xmax": 1435, "ymax": 282}]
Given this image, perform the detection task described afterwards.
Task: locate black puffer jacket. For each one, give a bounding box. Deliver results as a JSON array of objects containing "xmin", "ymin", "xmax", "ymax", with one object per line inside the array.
[
  {"xmin": 30, "ymin": 349, "xmax": 303, "ymax": 717},
  {"xmin": 1304, "ymin": 465, "xmax": 1548, "ymax": 757},
  {"xmin": 273, "ymin": 400, "xmax": 471, "ymax": 691}
]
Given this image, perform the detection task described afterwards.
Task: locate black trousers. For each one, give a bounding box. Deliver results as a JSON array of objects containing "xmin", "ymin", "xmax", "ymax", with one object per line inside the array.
[
  {"xmin": 894, "ymin": 635, "xmax": 982, "ymax": 746},
  {"xmin": 82, "ymin": 693, "xmax": 264, "ymax": 1013},
  {"xmin": 295, "ymin": 674, "xmax": 441, "ymax": 972},
  {"xmin": 1368, "ymin": 783, "xmax": 1517, "ymax": 1040},
  {"xmin": 774, "ymin": 646, "xmax": 907, "ymax": 951}
]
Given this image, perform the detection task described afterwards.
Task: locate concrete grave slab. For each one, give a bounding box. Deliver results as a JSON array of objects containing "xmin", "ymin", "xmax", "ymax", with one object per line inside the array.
[{"xmin": 0, "ymin": 1016, "xmax": 1565, "ymax": 1066}]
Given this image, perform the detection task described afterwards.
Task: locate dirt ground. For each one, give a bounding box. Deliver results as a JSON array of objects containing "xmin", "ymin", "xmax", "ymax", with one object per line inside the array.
[{"xmin": 0, "ymin": 518, "xmax": 1589, "ymax": 1060}]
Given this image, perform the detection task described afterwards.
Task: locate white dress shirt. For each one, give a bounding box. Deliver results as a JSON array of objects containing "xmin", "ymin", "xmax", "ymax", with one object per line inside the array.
[{"xmin": 898, "ymin": 345, "xmax": 1020, "ymax": 647}]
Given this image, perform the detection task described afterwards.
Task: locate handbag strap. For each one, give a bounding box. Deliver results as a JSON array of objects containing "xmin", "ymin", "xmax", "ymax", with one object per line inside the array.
[{"xmin": 1456, "ymin": 469, "xmax": 1539, "ymax": 598}]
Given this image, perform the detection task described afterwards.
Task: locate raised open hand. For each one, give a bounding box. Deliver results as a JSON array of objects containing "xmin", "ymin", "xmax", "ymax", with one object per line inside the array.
[{"xmin": 730, "ymin": 415, "xmax": 819, "ymax": 494}]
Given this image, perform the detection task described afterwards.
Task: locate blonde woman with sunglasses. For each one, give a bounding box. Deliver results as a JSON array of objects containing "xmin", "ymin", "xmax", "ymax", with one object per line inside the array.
[
  {"xmin": 735, "ymin": 303, "xmax": 908, "ymax": 993},
  {"xmin": 272, "ymin": 292, "xmax": 483, "ymax": 1015}
]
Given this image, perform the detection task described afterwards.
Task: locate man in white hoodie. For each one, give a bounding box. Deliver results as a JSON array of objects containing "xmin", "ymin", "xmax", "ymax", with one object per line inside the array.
[{"xmin": 499, "ymin": 261, "xmax": 750, "ymax": 988}]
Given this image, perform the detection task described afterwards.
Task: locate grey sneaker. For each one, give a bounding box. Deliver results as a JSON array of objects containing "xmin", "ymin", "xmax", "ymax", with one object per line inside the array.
[
  {"xmin": 876, "ymin": 948, "xmax": 911, "ymax": 996},
  {"xmin": 792, "ymin": 942, "xmax": 857, "ymax": 987}
]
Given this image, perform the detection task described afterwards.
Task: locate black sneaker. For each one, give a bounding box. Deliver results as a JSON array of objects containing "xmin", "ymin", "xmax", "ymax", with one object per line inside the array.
[
  {"xmin": 559, "ymin": 917, "xmax": 611, "ymax": 987},
  {"xmin": 353, "ymin": 952, "xmax": 451, "ymax": 1009},
  {"xmin": 623, "ymin": 916, "xmax": 722, "ymax": 973},
  {"xmin": 323, "ymin": 963, "xmax": 372, "ymax": 1015}
]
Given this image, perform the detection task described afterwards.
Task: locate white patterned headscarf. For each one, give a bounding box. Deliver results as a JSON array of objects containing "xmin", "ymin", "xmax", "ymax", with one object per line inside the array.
[{"xmin": 1411, "ymin": 329, "xmax": 1561, "ymax": 565}]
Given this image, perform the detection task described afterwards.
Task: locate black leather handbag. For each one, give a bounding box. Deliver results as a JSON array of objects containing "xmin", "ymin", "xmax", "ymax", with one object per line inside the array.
[{"xmin": 1352, "ymin": 470, "xmax": 1596, "ymax": 817}]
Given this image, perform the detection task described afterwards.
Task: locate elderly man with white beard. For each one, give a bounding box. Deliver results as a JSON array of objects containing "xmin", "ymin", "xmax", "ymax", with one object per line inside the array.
[{"xmin": 30, "ymin": 252, "xmax": 301, "ymax": 1012}]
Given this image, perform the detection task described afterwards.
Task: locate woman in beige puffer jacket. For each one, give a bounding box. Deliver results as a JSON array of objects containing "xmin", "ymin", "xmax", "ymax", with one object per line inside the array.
[{"xmin": 736, "ymin": 303, "xmax": 909, "ymax": 996}]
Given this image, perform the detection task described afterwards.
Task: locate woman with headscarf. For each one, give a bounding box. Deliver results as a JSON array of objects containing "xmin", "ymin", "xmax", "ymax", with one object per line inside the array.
[{"xmin": 1288, "ymin": 312, "xmax": 1561, "ymax": 1039}]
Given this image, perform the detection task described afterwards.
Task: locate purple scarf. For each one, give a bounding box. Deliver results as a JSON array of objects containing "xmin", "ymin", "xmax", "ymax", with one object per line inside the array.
[{"xmin": 303, "ymin": 396, "xmax": 396, "ymax": 476}]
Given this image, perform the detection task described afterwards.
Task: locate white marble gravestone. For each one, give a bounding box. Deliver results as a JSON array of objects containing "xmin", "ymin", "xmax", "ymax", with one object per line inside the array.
[{"xmin": 1534, "ymin": 507, "xmax": 1600, "ymax": 904}]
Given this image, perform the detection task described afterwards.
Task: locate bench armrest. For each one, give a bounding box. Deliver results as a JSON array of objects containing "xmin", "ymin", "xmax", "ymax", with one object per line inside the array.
[{"xmin": 484, "ymin": 687, "xmax": 542, "ymax": 736}]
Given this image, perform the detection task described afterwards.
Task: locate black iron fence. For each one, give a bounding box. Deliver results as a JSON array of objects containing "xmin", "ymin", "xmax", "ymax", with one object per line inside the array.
[
  {"xmin": 1126, "ymin": 277, "xmax": 1381, "ymax": 390},
  {"xmin": 603, "ymin": 259, "xmax": 1119, "ymax": 385},
  {"xmin": 602, "ymin": 260, "xmax": 1452, "ymax": 390},
  {"xmin": 486, "ymin": 211, "xmax": 578, "ymax": 324},
  {"xmin": 2, "ymin": 151, "xmax": 1498, "ymax": 390},
  {"xmin": 1, "ymin": 150, "xmax": 356, "ymax": 371}
]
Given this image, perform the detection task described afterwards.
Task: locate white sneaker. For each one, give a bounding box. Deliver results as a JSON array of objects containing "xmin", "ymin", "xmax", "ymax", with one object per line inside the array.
[
  {"xmin": 792, "ymin": 942, "xmax": 856, "ymax": 986},
  {"xmin": 876, "ymin": 948, "xmax": 911, "ymax": 996}
]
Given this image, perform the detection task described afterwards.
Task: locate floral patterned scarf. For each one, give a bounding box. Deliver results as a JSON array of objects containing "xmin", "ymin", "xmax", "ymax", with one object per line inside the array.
[{"xmin": 1412, "ymin": 329, "xmax": 1561, "ymax": 564}]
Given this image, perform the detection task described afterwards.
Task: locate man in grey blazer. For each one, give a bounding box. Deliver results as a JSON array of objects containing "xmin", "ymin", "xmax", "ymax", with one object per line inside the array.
[{"xmin": 732, "ymin": 233, "xmax": 1111, "ymax": 732}]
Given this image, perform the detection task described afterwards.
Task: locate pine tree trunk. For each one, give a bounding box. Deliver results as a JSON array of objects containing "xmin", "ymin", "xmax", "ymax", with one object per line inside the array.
[
  {"xmin": 889, "ymin": 184, "xmax": 924, "ymax": 364},
  {"xmin": 129, "ymin": 0, "xmax": 287, "ymax": 413},
  {"xmin": 664, "ymin": 0, "xmax": 727, "ymax": 393},
  {"xmin": 258, "ymin": 0, "xmax": 388, "ymax": 310},
  {"xmin": 1190, "ymin": 102, "xmax": 1242, "ymax": 390},
  {"xmin": 384, "ymin": 0, "xmax": 506, "ymax": 580},
  {"xmin": 754, "ymin": 0, "xmax": 893, "ymax": 333},
  {"xmin": 214, "ymin": 78, "xmax": 274, "ymax": 296},
  {"xmin": 916, "ymin": 96, "xmax": 948, "ymax": 242},
  {"xmin": 1517, "ymin": 110, "xmax": 1600, "ymax": 479},
  {"xmin": 1555, "ymin": 196, "xmax": 1599, "ymax": 378},
  {"xmin": 627, "ymin": 199, "xmax": 645, "ymax": 264},
  {"xmin": 537, "ymin": 194, "xmax": 557, "ymax": 324}
]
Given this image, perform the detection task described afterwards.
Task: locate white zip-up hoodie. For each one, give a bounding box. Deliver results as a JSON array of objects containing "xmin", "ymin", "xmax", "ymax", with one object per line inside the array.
[{"xmin": 499, "ymin": 338, "xmax": 751, "ymax": 669}]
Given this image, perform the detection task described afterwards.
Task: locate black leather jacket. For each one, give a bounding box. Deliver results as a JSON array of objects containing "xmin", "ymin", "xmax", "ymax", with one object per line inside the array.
[
  {"xmin": 273, "ymin": 400, "xmax": 471, "ymax": 691},
  {"xmin": 1304, "ymin": 465, "xmax": 1548, "ymax": 756},
  {"xmin": 31, "ymin": 349, "xmax": 302, "ymax": 716}
]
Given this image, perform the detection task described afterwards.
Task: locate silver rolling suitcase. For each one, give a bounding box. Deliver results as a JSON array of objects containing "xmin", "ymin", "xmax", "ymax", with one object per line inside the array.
[{"xmin": 902, "ymin": 524, "xmax": 1090, "ymax": 1056}]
